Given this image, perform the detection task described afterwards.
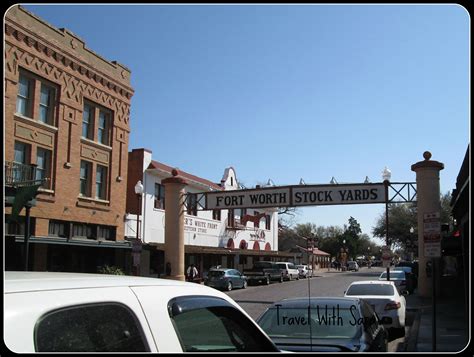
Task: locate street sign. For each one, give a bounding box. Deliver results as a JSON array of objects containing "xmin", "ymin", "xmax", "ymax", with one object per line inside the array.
[
  {"xmin": 381, "ymin": 245, "xmax": 392, "ymax": 268},
  {"xmin": 423, "ymin": 212, "xmax": 441, "ymax": 257},
  {"xmin": 205, "ymin": 183, "xmax": 386, "ymax": 210}
]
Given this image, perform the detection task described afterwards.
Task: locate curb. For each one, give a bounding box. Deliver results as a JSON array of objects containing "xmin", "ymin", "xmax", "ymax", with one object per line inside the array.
[{"xmin": 406, "ymin": 308, "xmax": 422, "ymax": 352}]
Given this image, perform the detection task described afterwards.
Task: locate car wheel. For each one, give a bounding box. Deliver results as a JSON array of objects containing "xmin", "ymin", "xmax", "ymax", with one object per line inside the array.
[
  {"xmin": 226, "ymin": 281, "xmax": 233, "ymax": 291},
  {"xmin": 242, "ymin": 280, "xmax": 248, "ymax": 289}
]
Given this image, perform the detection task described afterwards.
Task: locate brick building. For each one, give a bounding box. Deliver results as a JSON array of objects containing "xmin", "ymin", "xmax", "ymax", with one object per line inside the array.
[{"xmin": 4, "ymin": 6, "xmax": 134, "ymax": 273}]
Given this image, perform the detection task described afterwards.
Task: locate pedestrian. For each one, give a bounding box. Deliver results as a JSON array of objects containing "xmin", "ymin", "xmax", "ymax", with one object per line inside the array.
[{"xmin": 186, "ymin": 263, "xmax": 199, "ymax": 282}]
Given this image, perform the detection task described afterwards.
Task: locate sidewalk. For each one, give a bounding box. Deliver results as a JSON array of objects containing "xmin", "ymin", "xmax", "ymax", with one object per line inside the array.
[{"xmin": 406, "ymin": 294, "xmax": 469, "ymax": 352}]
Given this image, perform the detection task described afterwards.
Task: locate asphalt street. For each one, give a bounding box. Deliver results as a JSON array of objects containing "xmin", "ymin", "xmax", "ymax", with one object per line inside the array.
[{"xmin": 224, "ymin": 266, "xmax": 413, "ymax": 352}]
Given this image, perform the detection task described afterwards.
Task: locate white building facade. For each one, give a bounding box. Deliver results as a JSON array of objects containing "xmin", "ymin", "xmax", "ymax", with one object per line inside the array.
[{"xmin": 125, "ymin": 149, "xmax": 291, "ymax": 277}]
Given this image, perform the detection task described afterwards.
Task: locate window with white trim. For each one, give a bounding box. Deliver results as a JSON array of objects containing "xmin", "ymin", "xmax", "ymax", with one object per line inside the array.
[
  {"xmin": 36, "ymin": 147, "xmax": 52, "ymax": 189},
  {"xmin": 154, "ymin": 183, "xmax": 165, "ymax": 209},
  {"xmin": 80, "ymin": 160, "xmax": 92, "ymax": 197},
  {"xmin": 95, "ymin": 165, "xmax": 108, "ymax": 200}
]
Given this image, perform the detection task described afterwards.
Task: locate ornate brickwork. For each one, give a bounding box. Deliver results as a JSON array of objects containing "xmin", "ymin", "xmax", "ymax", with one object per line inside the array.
[{"xmin": 5, "ymin": 26, "xmax": 132, "ymax": 130}]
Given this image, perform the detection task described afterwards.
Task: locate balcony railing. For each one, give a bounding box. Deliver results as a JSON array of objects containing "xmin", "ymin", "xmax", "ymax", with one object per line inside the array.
[{"xmin": 5, "ymin": 161, "xmax": 44, "ymax": 187}]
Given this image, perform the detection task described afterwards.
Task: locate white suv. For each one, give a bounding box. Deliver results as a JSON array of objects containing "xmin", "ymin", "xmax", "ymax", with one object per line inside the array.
[
  {"xmin": 4, "ymin": 271, "xmax": 280, "ymax": 352},
  {"xmin": 275, "ymin": 262, "xmax": 300, "ymax": 281}
]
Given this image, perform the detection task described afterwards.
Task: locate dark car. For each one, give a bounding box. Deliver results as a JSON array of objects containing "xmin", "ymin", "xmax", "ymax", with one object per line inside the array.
[
  {"xmin": 204, "ymin": 268, "xmax": 247, "ymax": 291},
  {"xmin": 256, "ymin": 297, "xmax": 389, "ymax": 352}
]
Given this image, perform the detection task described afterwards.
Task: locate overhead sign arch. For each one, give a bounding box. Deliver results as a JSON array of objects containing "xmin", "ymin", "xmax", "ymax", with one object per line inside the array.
[{"xmin": 204, "ymin": 183, "xmax": 387, "ymax": 210}]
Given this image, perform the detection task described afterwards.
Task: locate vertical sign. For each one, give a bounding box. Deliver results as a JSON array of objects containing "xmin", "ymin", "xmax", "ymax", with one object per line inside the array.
[
  {"xmin": 423, "ymin": 212, "xmax": 441, "ymax": 257},
  {"xmin": 381, "ymin": 245, "xmax": 392, "ymax": 268}
]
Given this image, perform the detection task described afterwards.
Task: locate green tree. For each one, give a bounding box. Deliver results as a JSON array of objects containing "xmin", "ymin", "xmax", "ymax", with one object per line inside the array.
[{"xmin": 371, "ymin": 191, "xmax": 453, "ymax": 255}]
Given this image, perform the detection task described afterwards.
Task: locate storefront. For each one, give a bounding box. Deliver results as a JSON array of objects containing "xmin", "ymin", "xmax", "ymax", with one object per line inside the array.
[{"xmin": 125, "ymin": 148, "xmax": 283, "ymax": 277}]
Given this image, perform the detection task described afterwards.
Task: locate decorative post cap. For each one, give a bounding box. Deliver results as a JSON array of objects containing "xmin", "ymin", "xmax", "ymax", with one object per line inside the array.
[
  {"xmin": 162, "ymin": 168, "xmax": 188, "ymax": 186},
  {"xmin": 411, "ymin": 151, "xmax": 444, "ymax": 171}
]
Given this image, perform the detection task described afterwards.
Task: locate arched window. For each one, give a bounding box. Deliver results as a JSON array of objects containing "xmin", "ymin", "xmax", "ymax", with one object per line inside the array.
[
  {"xmin": 239, "ymin": 240, "xmax": 247, "ymax": 250},
  {"xmin": 253, "ymin": 241, "xmax": 260, "ymax": 250},
  {"xmin": 227, "ymin": 238, "xmax": 235, "ymax": 249}
]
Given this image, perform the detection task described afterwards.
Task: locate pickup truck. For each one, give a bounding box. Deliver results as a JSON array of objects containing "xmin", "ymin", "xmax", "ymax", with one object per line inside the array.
[{"xmin": 243, "ymin": 261, "xmax": 284, "ymax": 285}]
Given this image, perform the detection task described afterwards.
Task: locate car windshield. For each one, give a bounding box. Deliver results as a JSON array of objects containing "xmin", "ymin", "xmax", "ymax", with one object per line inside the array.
[
  {"xmin": 346, "ymin": 284, "xmax": 394, "ymax": 296},
  {"xmin": 258, "ymin": 305, "xmax": 361, "ymax": 340},
  {"xmin": 208, "ymin": 271, "xmax": 225, "ymax": 278},
  {"xmin": 380, "ymin": 271, "xmax": 405, "ymax": 279}
]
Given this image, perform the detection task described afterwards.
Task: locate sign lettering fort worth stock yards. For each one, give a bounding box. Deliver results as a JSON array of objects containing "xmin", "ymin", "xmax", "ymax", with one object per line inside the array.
[{"xmin": 204, "ymin": 184, "xmax": 386, "ymax": 210}]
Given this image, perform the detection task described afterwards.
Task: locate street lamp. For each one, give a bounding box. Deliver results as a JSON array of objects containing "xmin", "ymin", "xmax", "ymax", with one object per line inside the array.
[
  {"xmin": 382, "ymin": 167, "xmax": 391, "ymax": 279},
  {"xmin": 133, "ymin": 180, "xmax": 144, "ymax": 275},
  {"xmin": 409, "ymin": 227, "xmax": 415, "ymax": 261}
]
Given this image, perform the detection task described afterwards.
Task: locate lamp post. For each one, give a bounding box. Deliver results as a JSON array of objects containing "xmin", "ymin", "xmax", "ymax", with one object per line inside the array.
[
  {"xmin": 341, "ymin": 239, "xmax": 347, "ymax": 271},
  {"xmin": 409, "ymin": 227, "xmax": 415, "ymax": 261},
  {"xmin": 382, "ymin": 166, "xmax": 391, "ymax": 279},
  {"xmin": 133, "ymin": 180, "xmax": 144, "ymax": 276},
  {"xmin": 367, "ymin": 246, "xmax": 371, "ymax": 268}
]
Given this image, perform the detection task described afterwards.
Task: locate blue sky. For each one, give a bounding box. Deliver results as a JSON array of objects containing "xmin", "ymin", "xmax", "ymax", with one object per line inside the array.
[{"xmin": 20, "ymin": 4, "xmax": 469, "ymax": 243}]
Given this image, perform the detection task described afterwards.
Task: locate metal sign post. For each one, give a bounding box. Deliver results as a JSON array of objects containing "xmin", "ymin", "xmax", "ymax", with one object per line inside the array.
[{"xmin": 423, "ymin": 211, "xmax": 441, "ymax": 352}]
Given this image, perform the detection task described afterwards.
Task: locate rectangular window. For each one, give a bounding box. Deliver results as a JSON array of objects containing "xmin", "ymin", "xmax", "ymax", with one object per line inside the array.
[
  {"xmin": 16, "ymin": 75, "xmax": 32, "ymax": 117},
  {"xmin": 14, "ymin": 141, "xmax": 30, "ymax": 164},
  {"xmin": 39, "ymin": 83, "xmax": 54, "ymax": 124},
  {"xmin": 253, "ymin": 211, "xmax": 260, "ymax": 228},
  {"xmin": 154, "ymin": 183, "xmax": 165, "ymax": 209},
  {"xmin": 98, "ymin": 225, "xmax": 115, "ymax": 240},
  {"xmin": 97, "ymin": 111, "xmax": 110, "ymax": 145},
  {"xmin": 187, "ymin": 193, "xmax": 197, "ymax": 216},
  {"xmin": 72, "ymin": 223, "xmax": 93, "ymax": 239},
  {"xmin": 36, "ymin": 147, "xmax": 52, "ymax": 189},
  {"xmin": 95, "ymin": 165, "xmax": 107, "ymax": 200},
  {"xmin": 48, "ymin": 220, "xmax": 67, "ymax": 237},
  {"xmin": 82, "ymin": 104, "xmax": 94, "ymax": 139},
  {"xmin": 227, "ymin": 209, "xmax": 235, "ymax": 228},
  {"xmin": 13, "ymin": 141, "xmax": 31, "ymax": 182},
  {"xmin": 265, "ymin": 215, "xmax": 271, "ymax": 230},
  {"xmin": 212, "ymin": 210, "xmax": 221, "ymax": 221},
  {"xmin": 80, "ymin": 161, "xmax": 92, "ymax": 197}
]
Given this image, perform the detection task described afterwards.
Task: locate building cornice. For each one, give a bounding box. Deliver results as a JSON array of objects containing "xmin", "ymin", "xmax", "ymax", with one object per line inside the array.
[{"xmin": 5, "ymin": 23, "xmax": 134, "ymax": 100}]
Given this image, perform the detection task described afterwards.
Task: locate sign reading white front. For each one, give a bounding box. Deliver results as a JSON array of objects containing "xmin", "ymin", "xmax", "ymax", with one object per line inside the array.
[{"xmin": 205, "ymin": 184, "xmax": 386, "ymax": 210}]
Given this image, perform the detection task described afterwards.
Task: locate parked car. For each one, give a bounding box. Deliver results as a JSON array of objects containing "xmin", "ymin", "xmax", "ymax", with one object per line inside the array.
[
  {"xmin": 296, "ymin": 264, "xmax": 312, "ymax": 278},
  {"xmin": 347, "ymin": 261, "xmax": 359, "ymax": 272},
  {"xmin": 204, "ymin": 268, "xmax": 247, "ymax": 291},
  {"xmin": 275, "ymin": 262, "xmax": 300, "ymax": 281},
  {"xmin": 391, "ymin": 266, "xmax": 416, "ymax": 293},
  {"xmin": 378, "ymin": 270, "xmax": 408, "ymax": 294},
  {"xmin": 243, "ymin": 261, "xmax": 284, "ymax": 285},
  {"xmin": 344, "ymin": 280, "xmax": 406, "ymax": 340},
  {"xmin": 4, "ymin": 271, "xmax": 281, "ymax": 352},
  {"xmin": 396, "ymin": 260, "xmax": 418, "ymax": 276},
  {"xmin": 256, "ymin": 297, "xmax": 389, "ymax": 352}
]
